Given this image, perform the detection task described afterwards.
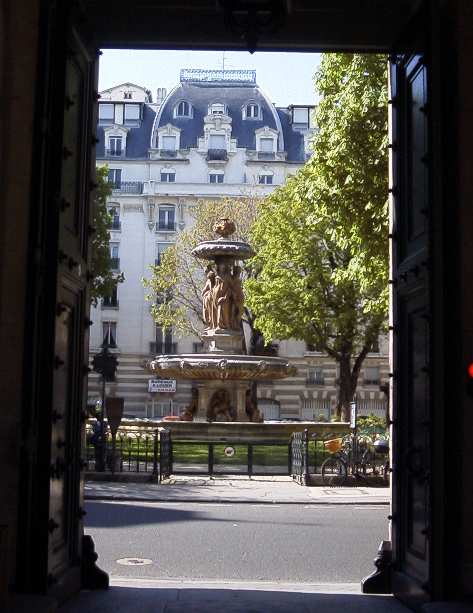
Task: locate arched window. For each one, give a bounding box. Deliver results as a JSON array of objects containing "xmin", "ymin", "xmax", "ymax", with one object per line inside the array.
[
  {"xmin": 175, "ymin": 100, "xmax": 192, "ymax": 117},
  {"xmin": 244, "ymin": 103, "xmax": 260, "ymax": 119}
]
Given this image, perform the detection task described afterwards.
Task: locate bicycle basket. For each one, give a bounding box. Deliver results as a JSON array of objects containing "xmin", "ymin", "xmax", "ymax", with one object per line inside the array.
[{"xmin": 324, "ymin": 438, "xmax": 343, "ymax": 453}]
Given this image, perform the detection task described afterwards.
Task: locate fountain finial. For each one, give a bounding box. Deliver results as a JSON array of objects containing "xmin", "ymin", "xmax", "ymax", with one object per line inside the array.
[{"xmin": 213, "ymin": 218, "xmax": 236, "ymax": 238}]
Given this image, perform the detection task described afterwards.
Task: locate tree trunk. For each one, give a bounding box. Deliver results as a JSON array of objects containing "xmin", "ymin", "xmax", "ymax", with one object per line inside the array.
[{"xmin": 336, "ymin": 355, "xmax": 357, "ymax": 421}]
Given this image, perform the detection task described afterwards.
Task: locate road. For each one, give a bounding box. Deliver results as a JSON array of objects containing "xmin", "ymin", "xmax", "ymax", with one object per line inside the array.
[{"xmin": 85, "ymin": 501, "xmax": 388, "ymax": 584}]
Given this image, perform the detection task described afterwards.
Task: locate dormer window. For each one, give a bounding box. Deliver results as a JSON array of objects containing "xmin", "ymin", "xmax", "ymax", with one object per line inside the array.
[
  {"xmin": 209, "ymin": 103, "xmax": 226, "ymax": 115},
  {"xmin": 260, "ymin": 138, "xmax": 274, "ymax": 153},
  {"xmin": 162, "ymin": 136, "xmax": 177, "ymax": 151},
  {"xmin": 124, "ymin": 91, "xmax": 133, "ymax": 100},
  {"xmin": 109, "ymin": 136, "xmax": 122, "ymax": 156},
  {"xmin": 175, "ymin": 100, "xmax": 192, "ymax": 118},
  {"xmin": 124, "ymin": 103, "xmax": 141, "ymax": 126},
  {"xmin": 208, "ymin": 134, "xmax": 226, "ymax": 149},
  {"xmin": 98, "ymin": 103, "xmax": 114, "ymax": 125},
  {"xmin": 243, "ymin": 103, "xmax": 260, "ymax": 120}
]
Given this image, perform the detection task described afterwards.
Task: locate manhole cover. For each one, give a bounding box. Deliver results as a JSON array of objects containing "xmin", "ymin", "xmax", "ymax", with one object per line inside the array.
[{"xmin": 116, "ymin": 557, "xmax": 153, "ymax": 566}]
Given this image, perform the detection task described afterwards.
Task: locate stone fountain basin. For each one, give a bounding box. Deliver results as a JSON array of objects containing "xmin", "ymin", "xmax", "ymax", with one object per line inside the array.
[{"xmin": 147, "ymin": 353, "xmax": 297, "ymax": 381}]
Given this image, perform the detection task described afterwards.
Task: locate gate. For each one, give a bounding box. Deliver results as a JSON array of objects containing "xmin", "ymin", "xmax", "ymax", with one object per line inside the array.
[
  {"xmin": 159, "ymin": 428, "xmax": 173, "ymax": 482},
  {"xmin": 290, "ymin": 429, "xmax": 309, "ymax": 486}
]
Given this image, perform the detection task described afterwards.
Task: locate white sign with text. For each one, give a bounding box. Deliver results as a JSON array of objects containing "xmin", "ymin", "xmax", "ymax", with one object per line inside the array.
[{"xmin": 148, "ymin": 379, "xmax": 176, "ymax": 393}]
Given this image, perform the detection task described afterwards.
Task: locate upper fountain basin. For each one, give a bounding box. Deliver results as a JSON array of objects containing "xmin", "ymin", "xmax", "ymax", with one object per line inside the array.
[
  {"xmin": 147, "ymin": 353, "xmax": 297, "ymax": 381},
  {"xmin": 191, "ymin": 238, "xmax": 255, "ymax": 261}
]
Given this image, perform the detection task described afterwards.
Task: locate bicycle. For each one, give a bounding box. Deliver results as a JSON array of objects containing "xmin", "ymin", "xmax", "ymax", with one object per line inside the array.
[{"xmin": 321, "ymin": 434, "xmax": 389, "ymax": 486}]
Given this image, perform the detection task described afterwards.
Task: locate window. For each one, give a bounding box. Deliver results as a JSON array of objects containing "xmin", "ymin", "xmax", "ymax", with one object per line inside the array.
[
  {"xmin": 107, "ymin": 168, "xmax": 122, "ymax": 188},
  {"xmin": 292, "ymin": 107, "xmax": 309, "ymax": 125},
  {"xmin": 107, "ymin": 205, "xmax": 120, "ymax": 230},
  {"xmin": 208, "ymin": 134, "xmax": 226, "ymax": 150},
  {"xmin": 175, "ymin": 101, "xmax": 191, "ymax": 117},
  {"xmin": 245, "ymin": 103, "xmax": 259, "ymax": 119},
  {"xmin": 364, "ymin": 366, "xmax": 380, "ymax": 385},
  {"xmin": 153, "ymin": 325, "xmax": 176, "ymax": 354},
  {"xmin": 98, "ymin": 103, "xmax": 114, "ymax": 124},
  {"xmin": 258, "ymin": 173, "xmax": 273, "ymax": 185},
  {"xmin": 157, "ymin": 206, "xmax": 176, "ymax": 231},
  {"xmin": 160, "ymin": 171, "xmax": 175, "ymax": 182},
  {"xmin": 209, "ymin": 173, "xmax": 224, "ymax": 184},
  {"xmin": 209, "ymin": 103, "xmax": 225, "ymax": 115},
  {"xmin": 110, "ymin": 243, "xmax": 119, "ymax": 270},
  {"xmin": 124, "ymin": 103, "xmax": 140, "ymax": 126},
  {"xmin": 307, "ymin": 367, "xmax": 324, "ymax": 385},
  {"xmin": 102, "ymin": 321, "xmax": 117, "ymax": 348},
  {"xmin": 124, "ymin": 91, "xmax": 133, "ymax": 99},
  {"xmin": 102, "ymin": 287, "xmax": 118, "ymax": 309},
  {"xmin": 155, "ymin": 242, "xmax": 171, "ymax": 265},
  {"xmin": 260, "ymin": 138, "xmax": 274, "ymax": 153},
  {"xmin": 369, "ymin": 338, "xmax": 380, "ymax": 353},
  {"xmin": 161, "ymin": 135, "xmax": 177, "ymax": 151},
  {"xmin": 109, "ymin": 136, "xmax": 122, "ymax": 156}
]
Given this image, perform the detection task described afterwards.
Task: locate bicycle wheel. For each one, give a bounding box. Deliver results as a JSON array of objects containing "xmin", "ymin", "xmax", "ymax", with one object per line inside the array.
[{"xmin": 321, "ymin": 456, "xmax": 348, "ymax": 486}]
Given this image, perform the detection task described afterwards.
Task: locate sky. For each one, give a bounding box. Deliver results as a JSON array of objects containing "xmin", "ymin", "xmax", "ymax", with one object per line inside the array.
[{"xmin": 99, "ymin": 50, "xmax": 321, "ymax": 107}]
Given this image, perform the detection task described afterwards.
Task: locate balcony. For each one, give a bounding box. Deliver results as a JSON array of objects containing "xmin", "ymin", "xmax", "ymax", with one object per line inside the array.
[
  {"xmin": 155, "ymin": 221, "xmax": 177, "ymax": 232},
  {"xmin": 111, "ymin": 181, "xmax": 143, "ymax": 194},
  {"xmin": 257, "ymin": 152, "xmax": 275, "ymax": 161},
  {"xmin": 306, "ymin": 375, "xmax": 325, "ymax": 386},
  {"xmin": 363, "ymin": 378, "xmax": 380, "ymax": 386},
  {"xmin": 108, "ymin": 220, "xmax": 121, "ymax": 231},
  {"xmin": 101, "ymin": 297, "xmax": 119, "ymax": 309},
  {"xmin": 149, "ymin": 341, "xmax": 178, "ymax": 355},
  {"xmin": 110, "ymin": 257, "xmax": 120, "ymax": 270},
  {"xmin": 206, "ymin": 148, "xmax": 228, "ymax": 162}
]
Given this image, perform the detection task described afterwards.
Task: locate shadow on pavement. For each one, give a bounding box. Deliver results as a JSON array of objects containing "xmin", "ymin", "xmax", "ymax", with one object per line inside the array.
[{"xmin": 60, "ymin": 585, "xmax": 409, "ymax": 612}]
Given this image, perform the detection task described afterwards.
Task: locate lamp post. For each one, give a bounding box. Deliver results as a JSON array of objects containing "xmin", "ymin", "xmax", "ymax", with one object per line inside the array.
[{"xmin": 92, "ymin": 343, "xmax": 119, "ymax": 471}]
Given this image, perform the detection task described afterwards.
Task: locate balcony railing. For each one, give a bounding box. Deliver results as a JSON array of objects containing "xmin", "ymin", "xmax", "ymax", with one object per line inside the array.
[
  {"xmin": 363, "ymin": 379, "xmax": 380, "ymax": 386},
  {"xmin": 111, "ymin": 181, "xmax": 143, "ymax": 194},
  {"xmin": 105, "ymin": 149, "xmax": 125, "ymax": 158},
  {"xmin": 108, "ymin": 220, "xmax": 121, "ymax": 230},
  {"xmin": 257, "ymin": 152, "xmax": 275, "ymax": 161},
  {"xmin": 149, "ymin": 342, "xmax": 178, "ymax": 355},
  {"xmin": 155, "ymin": 221, "xmax": 176, "ymax": 232},
  {"xmin": 306, "ymin": 375, "xmax": 325, "ymax": 386},
  {"xmin": 158, "ymin": 149, "xmax": 177, "ymax": 158},
  {"xmin": 110, "ymin": 257, "xmax": 120, "ymax": 270},
  {"xmin": 206, "ymin": 148, "xmax": 228, "ymax": 161},
  {"xmin": 102, "ymin": 298, "xmax": 119, "ymax": 309}
]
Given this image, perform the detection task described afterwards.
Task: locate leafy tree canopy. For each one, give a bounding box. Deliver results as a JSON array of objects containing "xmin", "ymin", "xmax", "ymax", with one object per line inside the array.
[
  {"xmin": 245, "ymin": 53, "xmax": 389, "ymax": 418},
  {"xmin": 143, "ymin": 197, "xmax": 259, "ymax": 339},
  {"xmin": 89, "ymin": 165, "xmax": 124, "ymax": 304}
]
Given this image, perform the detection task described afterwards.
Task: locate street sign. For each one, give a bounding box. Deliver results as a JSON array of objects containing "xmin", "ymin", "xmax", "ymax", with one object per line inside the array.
[
  {"xmin": 148, "ymin": 379, "xmax": 176, "ymax": 393},
  {"xmin": 350, "ymin": 399, "xmax": 357, "ymax": 430}
]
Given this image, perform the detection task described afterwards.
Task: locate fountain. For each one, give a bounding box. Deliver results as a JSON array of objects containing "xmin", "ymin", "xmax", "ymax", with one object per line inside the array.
[{"xmin": 147, "ymin": 218, "xmax": 296, "ymax": 422}]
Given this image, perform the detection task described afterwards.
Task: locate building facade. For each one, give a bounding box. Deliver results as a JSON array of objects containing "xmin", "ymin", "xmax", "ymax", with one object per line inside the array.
[{"xmin": 89, "ymin": 69, "xmax": 389, "ymax": 420}]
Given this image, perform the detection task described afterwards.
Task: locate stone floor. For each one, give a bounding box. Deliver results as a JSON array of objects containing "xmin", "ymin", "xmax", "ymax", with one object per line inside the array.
[{"xmin": 60, "ymin": 578, "xmax": 411, "ymax": 613}]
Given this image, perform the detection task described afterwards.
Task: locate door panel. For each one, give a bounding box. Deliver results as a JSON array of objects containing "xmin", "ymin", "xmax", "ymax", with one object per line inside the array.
[{"xmin": 390, "ymin": 52, "xmax": 432, "ymax": 606}]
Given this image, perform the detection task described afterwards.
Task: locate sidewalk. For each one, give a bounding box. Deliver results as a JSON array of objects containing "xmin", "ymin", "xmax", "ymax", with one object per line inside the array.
[{"xmin": 84, "ymin": 475, "xmax": 390, "ymax": 505}]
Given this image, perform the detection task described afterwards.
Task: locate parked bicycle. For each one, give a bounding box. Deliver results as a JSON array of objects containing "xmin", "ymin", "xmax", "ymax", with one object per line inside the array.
[{"xmin": 321, "ymin": 434, "xmax": 389, "ymax": 486}]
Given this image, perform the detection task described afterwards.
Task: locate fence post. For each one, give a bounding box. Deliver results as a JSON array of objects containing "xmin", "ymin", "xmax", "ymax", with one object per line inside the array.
[
  {"xmin": 248, "ymin": 444, "xmax": 253, "ymax": 478},
  {"xmin": 152, "ymin": 429, "xmax": 159, "ymax": 481},
  {"xmin": 303, "ymin": 428, "xmax": 309, "ymax": 486},
  {"xmin": 208, "ymin": 443, "xmax": 214, "ymax": 476},
  {"xmin": 288, "ymin": 439, "xmax": 292, "ymax": 476}
]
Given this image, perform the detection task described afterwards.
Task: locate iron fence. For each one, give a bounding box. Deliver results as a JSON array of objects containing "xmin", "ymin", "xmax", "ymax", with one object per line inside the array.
[
  {"xmin": 290, "ymin": 429, "xmax": 309, "ymax": 485},
  {"xmin": 159, "ymin": 428, "xmax": 173, "ymax": 482}
]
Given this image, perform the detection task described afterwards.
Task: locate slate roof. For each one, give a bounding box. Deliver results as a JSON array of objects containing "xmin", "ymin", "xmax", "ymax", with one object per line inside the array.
[{"xmin": 97, "ymin": 80, "xmax": 307, "ymax": 162}]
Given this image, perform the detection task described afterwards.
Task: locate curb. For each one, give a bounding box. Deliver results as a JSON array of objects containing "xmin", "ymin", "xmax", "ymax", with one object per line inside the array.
[{"xmin": 84, "ymin": 494, "xmax": 389, "ymax": 505}]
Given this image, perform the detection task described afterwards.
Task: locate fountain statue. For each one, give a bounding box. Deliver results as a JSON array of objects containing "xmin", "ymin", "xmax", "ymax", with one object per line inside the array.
[{"xmin": 147, "ymin": 218, "xmax": 296, "ymax": 421}]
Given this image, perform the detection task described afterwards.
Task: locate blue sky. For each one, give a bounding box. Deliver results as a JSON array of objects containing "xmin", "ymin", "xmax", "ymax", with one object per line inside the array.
[{"xmin": 99, "ymin": 50, "xmax": 321, "ymax": 107}]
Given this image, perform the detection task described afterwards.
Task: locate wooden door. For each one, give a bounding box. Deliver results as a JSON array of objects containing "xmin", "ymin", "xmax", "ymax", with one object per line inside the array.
[
  {"xmin": 47, "ymin": 24, "xmax": 98, "ymax": 599},
  {"xmin": 390, "ymin": 52, "xmax": 432, "ymax": 607}
]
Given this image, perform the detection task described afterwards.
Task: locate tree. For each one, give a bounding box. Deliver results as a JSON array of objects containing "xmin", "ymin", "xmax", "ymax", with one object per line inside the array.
[
  {"xmin": 143, "ymin": 197, "xmax": 261, "ymax": 344},
  {"xmin": 245, "ymin": 54, "xmax": 389, "ymax": 420},
  {"xmin": 89, "ymin": 165, "xmax": 124, "ymax": 305}
]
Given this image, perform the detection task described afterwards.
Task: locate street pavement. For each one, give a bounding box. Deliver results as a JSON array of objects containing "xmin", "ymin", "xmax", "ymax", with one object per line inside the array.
[
  {"xmin": 85, "ymin": 475, "xmax": 390, "ymax": 505},
  {"xmin": 84, "ymin": 500, "xmax": 388, "ymax": 584}
]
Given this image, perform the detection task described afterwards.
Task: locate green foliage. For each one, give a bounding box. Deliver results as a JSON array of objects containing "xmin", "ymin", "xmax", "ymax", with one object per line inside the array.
[
  {"xmin": 357, "ymin": 414, "xmax": 388, "ymax": 440},
  {"xmin": 89, "ymin": 165, "xmax": 124, "ymax": 304},
  {"xmin": 245, "ymin": 54, "xmax": 389, "ymax": 419},
  {"xmin": 142, "ymin": 197, "xmax": 259, "ymax": 338}
]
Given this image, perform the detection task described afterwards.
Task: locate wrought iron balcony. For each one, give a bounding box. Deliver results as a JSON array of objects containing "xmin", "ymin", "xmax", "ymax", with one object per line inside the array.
[
  {"xmin": 101, "ymin": 297, "xmax": 119, "ymax": 309},
  {"xmin": 257, "ymin": 152, "xmax": 275, "ymax": 161},
  {"xmin": 149, "ymin": 341, "xmax": 178, "ymax": 355},
  {"xmin": 363, "ymin": 378, "xmax": 381, "ymax": 386},
  {"xmin": 158, "ymin": 149, "xmax": 177, "ymax": 158},
  {"xmin": 206, "ymin": 148, "xmax": 228, "ymax": 161},
  {"xmin": 155, "ymin": 221, "xmax": 177, "ymax": 232},
  {"xmin": 110, "ymin": 257, "xmax": 120, "ymax": 270},
  {"xmin": 105, "ymin": 149, "xmax": 125, "ymax": 158},
  {"xmin": 111, "ymin": 181, "xmax": 143, "ymax": 194},
  {"xmin": 108, "ymin": 219, "xmax": 121, "ymax": 230},
  {"xmin": 306, "ymin": 375, "xmax": 325, "ymax": 386}
]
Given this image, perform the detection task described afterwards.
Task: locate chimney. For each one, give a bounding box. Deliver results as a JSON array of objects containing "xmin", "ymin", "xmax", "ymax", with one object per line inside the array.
[{"xmin": 156, "ymin": 87, "xmax": 167, "ymax": 106}]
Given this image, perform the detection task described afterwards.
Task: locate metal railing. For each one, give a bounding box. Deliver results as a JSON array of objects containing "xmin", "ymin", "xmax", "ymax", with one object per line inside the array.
[
  {"xmin": 155, "ymin": 221, "xmax": 177, "ymax": 231},
  {"xmin": 108, "ymin": 219, "xmax": 121, "ymax": 230},
  {"xmin": 110, "ymin": 257, "xmax": 120, "ymax": 270},
  {"xmin": 111, "ymin": 181, "xmax": 143, "ymax": 194},
  {"xmin": 85, "ymin": 423, "xmax": 160, "ymax": 478},
  {"xmin": 102, "ymin": 297, "xmax": 119, "ymax": 309},
  {"xmin": 206, "ymin": 148, "xmax": 228, "ymax": 161}
]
